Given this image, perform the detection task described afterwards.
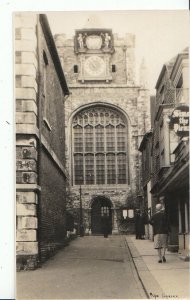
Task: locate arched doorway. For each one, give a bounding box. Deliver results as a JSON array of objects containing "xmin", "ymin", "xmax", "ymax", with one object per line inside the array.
[{"xmin": 91, "ymin": 197, "xmax": 112, "ymax": 234}]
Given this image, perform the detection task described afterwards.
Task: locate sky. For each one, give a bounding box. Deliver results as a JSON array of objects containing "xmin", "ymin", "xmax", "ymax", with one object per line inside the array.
[{"xmin": 47, "ymin": 10, "xmax": 189, "ymax": 94}]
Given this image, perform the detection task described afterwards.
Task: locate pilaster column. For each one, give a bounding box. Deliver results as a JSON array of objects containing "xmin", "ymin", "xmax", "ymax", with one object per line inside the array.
[
  {"xmin": 185, "ymin": 201, "xmax": 189, "ymax": 233},
  {"xmin": 178, "ymin": 201, "xmax": 182, "ymax": 233},
  {"xmin": 112, "ymin": 208, "xmax": 118, "ymax": 234}
]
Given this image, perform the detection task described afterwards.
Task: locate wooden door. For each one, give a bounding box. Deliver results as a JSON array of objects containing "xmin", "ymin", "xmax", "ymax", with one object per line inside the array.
[{"xmin": 91, "ymin": 197, "xmax": 112, "ymax": 234}]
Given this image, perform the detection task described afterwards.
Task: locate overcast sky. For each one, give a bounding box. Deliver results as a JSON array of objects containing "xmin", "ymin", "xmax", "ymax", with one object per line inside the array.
[{"xmin": 47, "ymin": 10, "xmax": 189, "ymax": 94}]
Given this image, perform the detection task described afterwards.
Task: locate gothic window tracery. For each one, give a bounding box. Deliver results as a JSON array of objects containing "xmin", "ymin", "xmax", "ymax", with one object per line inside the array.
[{"xmin": 72, "ymin": 106, "xmax": 128, "ymax": 185}]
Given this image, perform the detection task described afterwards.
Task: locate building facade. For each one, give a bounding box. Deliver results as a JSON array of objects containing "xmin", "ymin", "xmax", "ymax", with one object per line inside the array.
[
  {"xmin": 151, "ymin": 48, "xmax": 189, "ymax": 257},
  {"xmin": 54, "ymin": 27, "xmax": 150, "ymax": 234},
  {"xmin": 139, "ymin": 130, "xmax": 153, "ymax": 240},
  {"xmin": 15, "ymin": 14, "xmax": 69, "ymax": 269}
]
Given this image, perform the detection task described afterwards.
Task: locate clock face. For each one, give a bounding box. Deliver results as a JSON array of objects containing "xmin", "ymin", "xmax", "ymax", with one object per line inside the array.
[{"xmin": 84, "ymin": 56, "xmax": 105, "ymax": 77}]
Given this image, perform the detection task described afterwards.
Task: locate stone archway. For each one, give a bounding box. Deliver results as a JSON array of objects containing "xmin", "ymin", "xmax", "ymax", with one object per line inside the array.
[{"xmin": 91, "ymin": 196, "xmax": 113, "ymax": 235}]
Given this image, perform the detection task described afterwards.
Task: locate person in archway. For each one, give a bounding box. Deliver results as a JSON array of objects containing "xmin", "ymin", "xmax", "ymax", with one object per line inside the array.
[
  {"xmin": 102, "ymin": 213, "xmax": 109, "ymax": 238},
  {"xmin": 135, "ymin": 209, "xmax": 145, "ymax": 239}
]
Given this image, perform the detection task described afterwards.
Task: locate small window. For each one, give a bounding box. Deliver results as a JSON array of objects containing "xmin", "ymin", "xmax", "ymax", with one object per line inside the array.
[
  {"xmin": 74, "ymin": 65, "xmax": 78, "ymax": 73},
  {"xmin": 160, "ymin": 85, "xmax": 164, "ymax": 94},
  {"xmin": 112, "ymin": 65, "xmax": 116, "ymax": 72},
  {"xmin": 43, "ymin": 51, "xmax": 48, "ymax": 66},
  {"xmin": 43, "ymin": 50, "xmax": 51, "ymax": 130},
  {"xmin": 176, "ymin": 74, "xmax": 183, "ymax": 89}
]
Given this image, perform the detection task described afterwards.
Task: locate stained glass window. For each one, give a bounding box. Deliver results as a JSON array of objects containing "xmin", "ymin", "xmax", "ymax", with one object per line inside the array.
[
  {"xmin": 74, "ymin": 154, "xmax": 83, "ymax": 185},
  {"xmin": 106, "ymin": 124, "xmax": 115, "ymax": 151},
  {"xmin": 116, "ymin": 124, "xmax": 126, "ymax": 151},
  {"xmin": 85, "ymin": 154, "xmax": 94, "ymax": 184},
  {"xmin": 96, "ymin": 153, "xmax": 105, "ymax": 184},
  {"xmin": 107, "ymin": 153, "xmax": 116, "ymax": 184},
  {"xmin": 96, "ymin": 125, "xmax": 104, "ymax": 152},
  {"xmin": 72, "ymin": 106, "xmax": 128, "ymax": 185},
  {"xmin": 73, "ymin": 125, "xmax": 83, "ymax": 152},
  {"xmin": 84, "ymin": 125, "xmax": 93, "ymax": 152},
  {"xmin": 117, "ymin": 153, "xmax": 127, "ymax": 183}
]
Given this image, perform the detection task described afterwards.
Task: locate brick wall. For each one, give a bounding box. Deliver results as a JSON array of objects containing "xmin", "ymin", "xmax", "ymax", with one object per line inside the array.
[
  {"xmin": 38, "ymin": 24, "xmax": 66, "ymax": 164},
  {"xmin": 39, "ymin": 150, "xmax": 66, "ymax": 262}
]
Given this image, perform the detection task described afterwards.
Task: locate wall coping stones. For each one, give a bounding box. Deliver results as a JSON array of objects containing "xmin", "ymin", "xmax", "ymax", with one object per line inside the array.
[
  {"xmin": 69, "ymin": 83, "xmax": 141, "ymax": 88},
  {"xmin": 16, "ymin": 184, "xmax": 41, "ymax": 191}
]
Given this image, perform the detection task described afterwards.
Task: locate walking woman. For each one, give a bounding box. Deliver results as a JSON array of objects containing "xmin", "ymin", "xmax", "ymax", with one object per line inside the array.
[{"xmin": 149, "ymin": 204, "xmax": 170, "ymax": 263}]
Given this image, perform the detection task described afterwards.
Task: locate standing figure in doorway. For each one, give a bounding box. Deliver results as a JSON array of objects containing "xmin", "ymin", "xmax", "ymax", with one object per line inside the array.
[
  {"xmin": 135, "ymin": 209, "xmax": 145, "ymax": 239},
  {"xmin": 149, "ymin": 203, "xmax": 170, "ymax": 263},
  {"xmin": 102, "ymin": 213, "xmax": 109, "ymax": 238}
]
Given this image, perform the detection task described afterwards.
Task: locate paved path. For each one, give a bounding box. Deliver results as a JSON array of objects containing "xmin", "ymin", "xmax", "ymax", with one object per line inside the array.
[
  {"xmin": 17, "ymin": 235, "xmax": 146, "ymax": 299},
  {"xmin": 127, "ymin": 236, "xmax": 190, "ymax": 299}
]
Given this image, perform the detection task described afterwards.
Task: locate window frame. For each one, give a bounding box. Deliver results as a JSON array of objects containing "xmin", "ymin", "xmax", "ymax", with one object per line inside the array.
[{"xmin": 72, "ymin": 106, "xmax": 129, "ymax": 186}]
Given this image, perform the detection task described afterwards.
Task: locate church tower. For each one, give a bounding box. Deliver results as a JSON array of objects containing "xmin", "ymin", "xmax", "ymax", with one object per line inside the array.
[{"xmin": 54, "ymin": 19, "xmax": 150, "ymax": 234}]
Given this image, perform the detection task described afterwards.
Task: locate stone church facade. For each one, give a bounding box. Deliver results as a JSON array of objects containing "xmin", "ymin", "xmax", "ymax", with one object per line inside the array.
[{"xmin": 55, "ymin": 28, "xmax": 150, "ymax": 234}]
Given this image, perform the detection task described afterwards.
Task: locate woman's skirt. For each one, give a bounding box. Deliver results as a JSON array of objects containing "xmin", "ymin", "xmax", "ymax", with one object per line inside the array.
[{"xmin": 154, "ymin": 233, "xmax": 168, "ymax": 249}]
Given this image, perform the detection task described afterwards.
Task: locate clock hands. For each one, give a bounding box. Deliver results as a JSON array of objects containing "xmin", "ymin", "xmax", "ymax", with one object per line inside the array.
[
  {"xmin": 89, "ymin": 60, "xmax": 98, "ymax": 71},
  {"xmin": 85, "ymin": 56, "xmax": 105, "ymax": 76}
]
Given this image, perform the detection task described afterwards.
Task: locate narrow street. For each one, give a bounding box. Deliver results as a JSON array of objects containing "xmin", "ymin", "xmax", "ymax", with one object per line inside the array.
[{"xmin": 17, "ymin": 235, "xmax": 146, "ymax": 299}]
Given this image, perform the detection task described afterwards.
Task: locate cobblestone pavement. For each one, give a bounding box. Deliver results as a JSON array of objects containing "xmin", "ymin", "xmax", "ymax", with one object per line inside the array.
[{"xmin": 17, "ymin": 235, "xmax": 146, "ymax": 299}]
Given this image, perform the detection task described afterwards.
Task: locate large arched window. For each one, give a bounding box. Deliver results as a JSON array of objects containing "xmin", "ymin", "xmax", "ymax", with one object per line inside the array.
[{"xmin": 72, "ymin": 106, "xmax": 129, "ymax": 185}]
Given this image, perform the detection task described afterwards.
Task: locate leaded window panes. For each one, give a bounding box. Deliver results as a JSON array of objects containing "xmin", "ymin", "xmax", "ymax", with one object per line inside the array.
[
  {"xmin": 116, "ymin": 124, "xmax": 126, "ymax": 151},
  {"xmin": 84, "ymin": 125, "xmax": 93, "ymax": 152},
  {"xmin": 117, "ymin": 153, "xmax": 127, "ymax": 184},
  {"xmin": 73, "ymin": 125, "xmax": 83, "ymax": 152},
  {"xmin": 96, "ymin": 153, "xmax": 105, "ymax": 184},
  {"xmin": 72, "ymin": 106, "xmax": 128, "ymax": 185},
  {"xmin": 101, "ymin": 206, "xmax": 109, "ymax": 216},
  {"xmin": 106, "ymin": 124, "xmax": 115, "ymax": 151},
  {"xmin": 74, "ymin": 154, "xmax": 83, "ymax": 185},
  {"xmin": 96, "ymin": 125, "xmax": 104, "ymax": 152},
  {"xmin": 107, "ymin": 153, "xmax": 116, "ymax": 184},
  {"xmin": 85, "ymin": 154, "xmax": 94, "ymax": 184}
]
